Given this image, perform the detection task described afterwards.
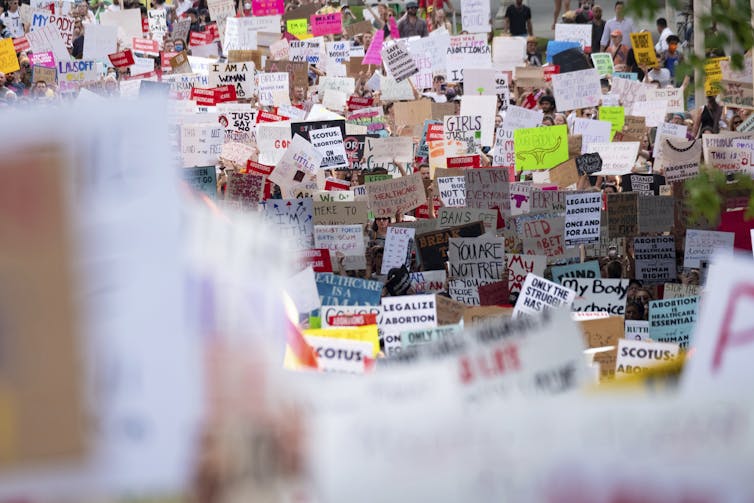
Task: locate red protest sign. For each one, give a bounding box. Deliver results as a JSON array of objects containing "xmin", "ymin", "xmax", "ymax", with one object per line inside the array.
[
  {"xmin": 426, "ymin": 123, "xmax": 444, "ymax": 142},
  {"xmin": 160, "ymin": 51, "xmax": 177, "ymax": 73},
  {"xmin": 446, "ymin": 155, "xmax": 481, "ymax": 169},
  {"xmin": 257, "ymin": 110, "xmax": 289, "ymax": 123},
  {"xmin": 327, "ymin": 313, "xmax": 377, "ymax": 327},
  {"xmin": 324, "ymin": 178, "xmax": 351, "ymax": 191},
  {"xmin": 189, "ymin": 30, "xmax": 213, "ymax": 46},
  {"xmin": 347, "ymin": 95, "xmax": 374, "ymax": 111},
  {"xmin": 132, "ymin": 37, "xmax": 160, "ymax": 54},
  {"xmin": 299, "ymin": 249, "xmax": 334, "ymax": 273},
  {"xmin": 108, "ymin": 49, "xmax": 135, "ymax": 68},
  {"xmin": 544, "ymin": 65, "xmax": 560, "ymax": 82},
  {"xmin": 13, "ymin": 37, "xmax": 30, "ymax": 53}
]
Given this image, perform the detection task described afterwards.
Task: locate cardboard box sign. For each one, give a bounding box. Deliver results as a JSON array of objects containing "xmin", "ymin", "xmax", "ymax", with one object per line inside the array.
[{"xmin": 416, "ymin": 221, "xmax": 485, "ymax": 271}]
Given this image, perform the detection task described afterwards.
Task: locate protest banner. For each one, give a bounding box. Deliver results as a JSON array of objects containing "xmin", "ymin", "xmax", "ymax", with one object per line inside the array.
[
  {"xmin": 625, "ymin": 319, "xmax": 650, "ymax": 341},
  {"xmin": 563, "ymin": 278, "xmax": 629, "ymax": 315},
  {"xmin": 258, "ymin": 72, "xmax": 290, "ymax": 107},
  {"xmin": 364, "ymin": 136, "xmax": 414, "ymax": 163},
  {"xmin": 629, "ymin": 32, "xmax": 657, "ymax": 66},
  {"xmin": 554, "ymin": 22, "xmax": 591, "ymax": 49},
  {"xmin": 382, "ymin": 226, "xmax": 416, "ymax": 275},
  {"xmin": 56, "ymin": 59, "xmax": 98, "ymax": 94},
  {"xmin": 492, "ymin": 127, "xmax": 515, "ymax": 169},
  {"xmin": 588, "ymin": 142, "xmax": 639, "ymax": 175},
  {"xmin": 316, "ymin": 273, "xmax": 383, "ymax": 306},
  {"xmin": 444, "ymin": 114, "xmax": 483, "ymax": 154},
  {"xmin": 409, "ymin": 271, "xmax": 447, "ymax": 294},
  {"xmin": 382, "ymin": 41, "xmax": 419, "ymax": 83},
  {"xmin": 309, "ymin": 127, "xmax": 349, "ymax": 170},
  {"xmin": 637, "ymin": 195, "xmax": 675, "ymax": 234},
  {"xmin": 477, "ymin": 281, "xmax": 509, "ymax": 306},
  {"xmin": 295, "ymin": 333, "xmax": 374, "ymax": 373},
  {"xmin": 649, "ymin": 296, "xmax": 699, "ymax": 349},
  {"xmin": 591, "ymin": 52, "xmax": 614, "ymax": 76},
  {"xmin": 509, "ymin": 182, "xmax": 533, "ymax": 216},
  {"xmin": 223, "ymin": 17, "xmax": 259, "ymax": 55},
  {"xmin": 401, "ymin": 325, "xmax": 462, "ymax": 348},
  {"xmin": 621, "ymin": 173, "xmax": 665, "ymax": 196},
  {"xmin": 147, "ymin": 8, "xmax": 167, "ymax": 41},
  {"xmin": 32, "ymin": 65, "xmax": 56, "ymax": 85},
  {"xmin": 26, "ymin": 24, "xmax": 70, "ymax": 63},
  {"xmin": 507, "ymin": 254, "xmax": 546, "ymax": 299},
  {"xmin": 365, "ymin": 173, "xmax": 427, "ymax": 218},
  {"xmin": 438, "ymin": 208, "xmax": 498, "ymax": 233},
  {"xmin": 634, "ymin": 236, "xmax": 676, "ymax": 283},
  {"xmin": 261, "ymin": 198, "xmax": 314, "ymax": 248},
  {"xmin": 548, "ymin": 159, "xmax": 580, "ymax": 189},
  {"xmin": 514, "ymin": 125, "xmax": 569, "ymax": 171},
  {"xmin": 314, "ymin": 224, "xmax": 366, "ymax": 271},
  {"xmin": 299, "ymin": 249, "xmax": 334, "ymax": 273},
  {"xmin": 312, "ymin": 201, "xmax": 367, "ymax": 226},
  {"xmin": 491, "ymin": 36, "xmax": 526, "ymax": 72},
  {"xmin": 513, "ymin": 274, "xmax": 576, "ymax": 318},
  {"xmin": 108, "ymin": 49, "xmax": 135, "ymax": 68},
  {"xmin": 572, "ymin": 119, "xmax": 612, "ymax": 154},
  {"xmin": 580, "ymin": 316, "xmax": 624, "ymax": 380},
  {"xmin": 225, "ymin": 171, "xmax": 264, "ymax": 210},
  {"xmin": 182, "ymin": 166, "xmax": 217, "ymax": 199},
  {"xmin": 310, "ymin": 12, "xmax": 342, "ymax": 36},
  {"xmin": 448, "ymin": 235, "xmax": 505, "ymax": 281},
  {"xmin": 464, "ymin": 168, "xmax": 511, "ymax": 215},
  {"xmin": 575, "ymin": 153, "xmax": 603, "ymax": 176},
  {"xmin": 546, "ymin": 41, "xmax": 582, "ymax": 65},
  {"xmin": 28, "ymin": 50, "xmax": 54, "ymax": 68},
  {"xmin": 362, "ymin": 28, "xmax": 384, "ymax": 65},
  {"xmin": 615, "ymin": 339, "xmax": 680, "ymax": 377},
  {"xmin": 551, "ymin": 260, "xmax": 602, "ymax": 284},
  {"xmin": 550, "ymin": 68, "xmax": 601, "ymax": 112},
  {"xmin": 208, "ymin": 62, "xmax": 255, "ymax": 100},
  {"xmin": 446, "ymin": 33, "xmax": 491, "ymax": 82},
  {"xmin": 379, "ymin": 294, "xmax": 437, "ymax": 356},
  {"xmin": 631, "ymin": 99, "xmax": 668, "ymax": 128},
  {"xmin": 416, "ymin": 221, "xmax": 485, "ymax": 271},
  {"xmin": 30, "ymin": 11, "xmax": 75, "ymax": 48},
  {"xmin": 658, "ymin": 138, "xmax": 702, "ymax": 182},
  {"xmin": 436, "ymin": 176, "xmax": 466, "ymax": 207},
  {"xmin": 460, "ymin": 95, "xmax": 497, "ymax": 148},
  {"xmin": 599, "ymin": 106, "xmax": 625, "ymax": 137},
  {"xmin": 82, "ymin": 23, "xmax": 117, "ymax": 60},
  {"xmin": 683, "ymin": 229, "xmax": 735, "ymax": 268}
]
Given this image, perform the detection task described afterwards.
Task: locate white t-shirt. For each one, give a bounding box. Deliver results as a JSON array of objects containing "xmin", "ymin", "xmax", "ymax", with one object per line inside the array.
[
  {"xmin": 647, "ymin": 67, "xmax": 672, "ymax": 87},
  {"xmin": 1, "ymin": 10, "xmax": 24, "ymax": 38}
]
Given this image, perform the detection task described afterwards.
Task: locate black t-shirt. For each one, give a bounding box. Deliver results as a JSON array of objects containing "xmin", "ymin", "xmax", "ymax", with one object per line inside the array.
[{"xmin": 505, "ymin": 4, "xmax": 531, "ymax": 36}]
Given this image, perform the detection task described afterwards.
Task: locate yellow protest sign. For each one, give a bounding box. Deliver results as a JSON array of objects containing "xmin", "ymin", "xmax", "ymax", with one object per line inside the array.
[
  {"xmin": 286, "ymin": 18, "xmax": 311, "ymax": 40},
  {"xmin": 704, "ymin": 56, "xmax": 729, "ymax": 96},
  {"xmin": 303, "ymin": 325, "xmax": 380, "ymax": 356},
  {"xmin": 513, "ymin": 124, "xmax": 569, "ymax": 171},
  {"xmin": 599, "ymin": 106, "xmax": 625, "ymax": 138},
  {"xmin": 629, "ymin": 32, "xmax": 657, "ymax": 67},
  {"xmin": 0, "ymin": 38, "xmax": 20, "ymax": 74}
]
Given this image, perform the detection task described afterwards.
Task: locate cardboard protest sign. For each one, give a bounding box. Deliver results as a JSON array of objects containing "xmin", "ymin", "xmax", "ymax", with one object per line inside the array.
[
  {"xmin": 315, "ymin": 272, "xmax": 383, "ymax": 306},
  {"xmin": 572, "ymin": 119, "xmax": 612, "ymax": 154},
  {"xmin": 634, "ymin": 236, "xmax": 676, "ymax": 283},
  {"xmin": 262, "ymin": 198, "xmax": 314, "ymax": 249},
  {"xmin": 637, "ymin": 195, "xmax": 675, "ymax": 234},
  {"xmin": 580, "ymin": 316, "xmax": 624, "ymax": 380},
  {"xmin": 664, "ymin": 283, "xmax": 701, "ymax": 300},
  {"xmin": 448, "ymin": 235, "xmax": 505, "ymax": 281},
  {"xmin": 621, "ymin": 173, "xmax": 665, "ymax": 196},
  {"xmin": 382, "ymin": 40, "xmax": 419, "ymax": 83},
  {"xmin": 649, "ymin": 295, "xmax": 699, "ymax": 349},
  {"xmin": 658, "ymin": 138, "xmax": 701, "ymax": 183},
  {"xmin": 382, "ymin": 226, "xmax": 416, "ymax": 275},
  {"xmin": 268, "ymin": 134, "xmax": 323, "ymax": 189},
  {"xmin": 514, "ymin": 125, "xmax": 569, "ymax": 171},
  {"xmin": 365, "ymin": 173, "xmax": 426, "ymax": 218},
  {"xmin": 551, "ymin": 260, "xmax": 601, "ymax": 284},
  {"xmin": 464, "ymin": 168, "xmax": 511, "ymax": 215},
  {"xmin": 513, "ymin": 274, "xmax": 576, "ymax": 318},
  {"xmin": 208, "ymin": 61, "xmax": 255, "ymax": 99},
  {"xmin": 564, "ymin": 192, "xmax": 602, "ymax": 247},
  {"xmin": 314, "ymin": 224, "xmax": 366, "ymax": 271},
  {"xmin": 554, "ymin": 22, "xmax": 591, "ymax": 49},
  {"xmin": 461, "ymin": 0, "xmax": 491, "ymax": 33},
  {"xmin": 438, "ymin": 208, "xmax": 498, "ymax": 233},
  {"xmin": 507, "ymin": 254, "xmax": 546, "ymax": 298},
  {"xmin": 309, "ymin": 127, "xmax": 349, "ymax": 170},
  {"xmin": 312, "ymin": 201, "xmax": 368, "ymax": 226},
  {"xmin": 444, "ymin": 114, "xmax": 483, "ymax": 155},
  {"xmin": 615, "ymin": 339, "xmax": 680, "ymax": 377},
  {"xmin": 446, "ymin": 33, "xmax": 491, "ymax": 82},
  {"xmin": 575, "ymin": 153, "xmax": 603, "ymax": 176},
  {"xmin": 379, "ymin": 294, "xmax": 437, "ymax": 356},
  {"xmin": 629, "ymin": 32, "xmax": 658, "ymax": 67},
  {"xmin": 409, "ymin": 270, "xmax": 447, "ymax": 294},
  {"xmin": 529, "ymin": 188, "xmax": 567, "ymax": 214},
  {"xmin": 591, "ymin": 52, "xmax": 614, "ymax": 76},
  {"xmin": 548, "ymin": 159, "xmax": 580, "ymax": 189},
  {"xmin": 225, "ymin": 171, "xmax": 264, "ymax": 210},
  {"xmin": 32, "ymin": 65, "xmax": 56, "ymax": 85},
  {"xmin": 436, "ymin": 176, "xmax": 466, "ymax": 207},
  {"xmin": 416, "ymin": 221, "xmax": 485, "ymax": 271},
  {"xmin": 563, "ymin": 278, "xmax": 629, "ymax": 315},
  {"xmin": 182, "ymin": 166, "xmax": 217, "ymax": 199},
  {"xmin": 550, "ymin": 68, "xmax": 601, "ymax": 112},
  {"xmin": 519, "ymin": 214, "xmax": 576, "ymax": 260},
  {"xmin": 683, "ymin": 229, "xmax": 735, "ymax": 268},
  {"xmin": 588, "ymin": 142, "xmax": 639, "ymax": 175},
  {"xmin": 607, "ymin": 192, "xmax": 638, "ymax": 239}
]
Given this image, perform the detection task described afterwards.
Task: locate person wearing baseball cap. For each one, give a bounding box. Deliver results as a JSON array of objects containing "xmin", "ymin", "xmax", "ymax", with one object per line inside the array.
[
  {"xmin": 398, "ymin": 0, "xmax": 429, "ymax": 38},
  {"xmin": 607, "ymin": 29, "xmax": 629, "ymax": 69}
]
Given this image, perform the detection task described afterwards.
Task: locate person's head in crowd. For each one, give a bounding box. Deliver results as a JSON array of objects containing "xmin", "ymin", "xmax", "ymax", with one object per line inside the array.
[
  {"xmin": 686, "ymin": 269, "xmax": 700, "ymax": 285},
  {"xmin": 174, "ymin": 38, "xmax": 185, "ymax": 52},
  {"xmin": 671, "ymin": 113, "xmax": 685, "ymax": 125},
  {"xmin": 582, "ymin": 107, "xmax": 597, "ymax": 119},
  {"xmin": 606, "ymin": 259, "xmax": 623, "ymax": 278},
  {"xmin": 635, "ymin": 288, "xmax": 652, "ymax": 309},
  {"xmin": 362, "ymin": 31, "xmax": 373, "ymax": 48},
  {"xmin": 592, "ymin": 4, "xmax": 603, "ymax": 20},
  {"xmin": 495, "ymin": 114, "xmax": 503, "ymax": 128},
  {"xmin": 625, "ymin": 301, "xmax": 644, "ymax": 321},
  {"xmin": 526, "ymin": 36, "xmax": 538, "ymax": 53},
  {"xmin": 5, "ymin": 0, "xmax": 19, "ymax": 12},
  {"xmin": 377, "ymin": 3, "xmax": 389, "ymax": 20},
  {"xmin": 418, "ymin": 163, "xmax": 430, "ymax": 180},
  {"xmin": 433, "ymin": 75, "xmax": 445, "ymax": 94},
  {"xmin": 665, "ymin": 34, "xmax": 680, "ymax": 54},
  {"xmin": 104, "ymin": 74, "xmax": 118, "ymax": 95},
  {"xmin": 538, "ymin": 95, "xmax": 556, "ymax": 114},
  {"xmin": 372, "ymin": 217, "xmax": 390, "ymax": 237},
  {"xmin": 614, "ymin": 0, "xmax": 625, "ymax": 19},
  {"xmin": 164, "ymin": 39, "xmax": 176, "ymax": 52},
  {"xmin": 433, "ymin": 8, "xmax": 448, "ymax": 26},
  {"xmin": 554, "ymin": 113, "xmax": 567, "ymax": 125},
  {"xmin": 656, "ymin": 17, "xmax": 667, "ymax": 34},
  {"xmin": 627, "ymin": 279, "xmax": 642, "ymax": 301},
  {"xmin": 561, "ymin": 10, "xmax": 577, "ymax": 23},
  {"xmin": 186, "ymin": 8, "xmax": 198, "ymax": 22},
  {"xmin": 292, "ymin": 85, "xmax": 306, "ymax": 103},
  {"xmin": 730, "ymin": 115, "xmax": 743, "ymax": 130},
  {"xmin": 542, "ymin": 115, "xmax": 555, "ymax": 126},
  {"xmin": 198, "ymin": 8, "xmax": 210, "ymax": 23},
  {"xmin": 609, "ymin": 29, "xmax": 622, "ymax": 47}
]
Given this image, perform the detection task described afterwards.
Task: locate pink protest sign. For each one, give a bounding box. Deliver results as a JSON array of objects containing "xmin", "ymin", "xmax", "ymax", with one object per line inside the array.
[
  {"xmin": 362, "ymin": 28, "xmax": 384, "ymax": 65},
  {"xmin": 252, "ymin": 0, "xmax": 284, "ymax": 16},
  {"xmin": 29, "ymin": 51, "xmax": 55, "ymax": 68},
  {"xmin": 389, "ymin": 16, "xmax": 399, "ymax": 39},
  {"xmin": 310, "ymin": 12, "xmax": 342, "ymax": 36}
]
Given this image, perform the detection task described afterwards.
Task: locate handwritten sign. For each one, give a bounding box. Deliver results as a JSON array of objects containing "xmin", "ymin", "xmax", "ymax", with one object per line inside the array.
[
  {"xmin": 365, "ymin": 173, "xmax": 427, "ymax": 218},
  {"xmin": 310, "ymin": 12, "xmax": 342, "ymax": 36},
  {"xmin": 563, "ymin": 278, "xmax": 628, "ymax": 315},
  {"xmin": 513, "ymin": 274, "xmax": 575, "ymax": 318},
  {"xmin": 382, "ymin": 226, "xmax": 416, "ymax": 275},
  {"xmin": 564, "ymin": 192, "xmax": 602, "ymax": 247},
  {"xmin": 314, "ymin": 224, "xmax": 366, "ymax": 271},
  {"xmin": 550, "ymin": 68, "xmax": 601, "ymax": 112},
  {"xmin": 507, "ymin": 254, "xmax": 546, "ymax": 297},
  {"xmin": 514, "ymin": 125, "xmax": 569, "ymax": 171},
  {"xmin": 683, "ymin": 229, "xmax": 735, "ymax": 268}
]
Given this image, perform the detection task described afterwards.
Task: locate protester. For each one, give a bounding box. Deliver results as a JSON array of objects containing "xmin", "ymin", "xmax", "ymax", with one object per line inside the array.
[
  {"xmin": 654, "ymin": 17, "xmax": 674, "ymax": 52},
  {"xmin": 600, "ymin": 0, "xmax": 634, "ymax": 50},
  {"xmin": 397, "ymin": 1, "xmax": 428, "ymax": 38},
  {"xmin": 504, "ymin": 0, "xmax": 533, "ymax": 37}
]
